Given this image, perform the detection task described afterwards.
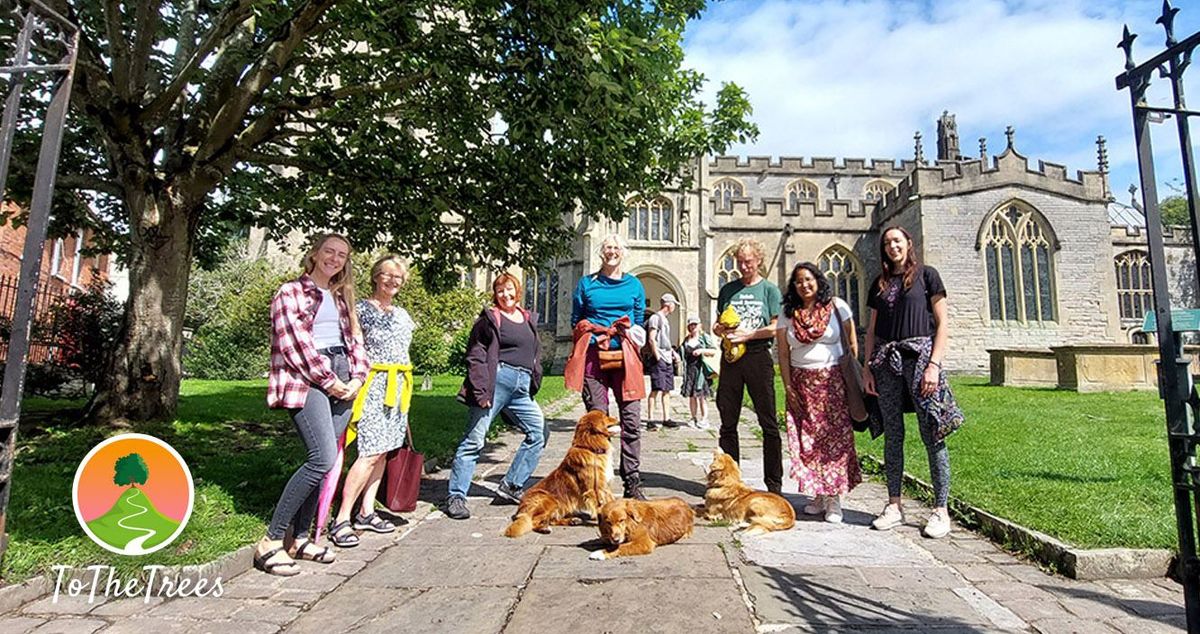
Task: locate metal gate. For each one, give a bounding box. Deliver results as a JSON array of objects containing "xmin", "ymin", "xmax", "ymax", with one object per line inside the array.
[
  {"xmin": 0, "ymin": 0, "xmax": 79, "ymax": 562},
  {"xmin": 1117, "ymin": 2, "xmax": 1200, "ymax": 631}
]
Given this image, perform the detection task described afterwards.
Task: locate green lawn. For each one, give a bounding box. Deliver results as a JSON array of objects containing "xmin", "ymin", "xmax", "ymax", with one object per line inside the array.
[
  {"xmin": 4, "ymin": 375, "xmax": 569, "ymax": 583},
  {"xmin": 768, "ymin": 375, "xmax": 1176, "ymax": 550}
]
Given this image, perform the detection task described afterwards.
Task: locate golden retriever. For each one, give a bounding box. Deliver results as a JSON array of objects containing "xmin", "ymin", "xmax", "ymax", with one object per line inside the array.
[
  {"xmin": 702, "ymin": 452, "xmax": 795, "ymax": 536},
  {"xmin": 589, "ymin": 497, "xmax": 695, "ymax": 560},
  {"xmin": 504, "ymin": 410, "xmax": 616, "ymax": 537}
]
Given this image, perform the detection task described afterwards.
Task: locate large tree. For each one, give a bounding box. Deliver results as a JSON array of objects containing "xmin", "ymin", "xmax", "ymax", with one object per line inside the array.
[{"xmin": 3, "ymin": 0, "xmax": 756, "ymax": 421}]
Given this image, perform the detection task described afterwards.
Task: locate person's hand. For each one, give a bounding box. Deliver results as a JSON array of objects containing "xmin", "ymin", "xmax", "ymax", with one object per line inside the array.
[
  {"xmin": 921, "ymin": 364, "xmax": 939, "ymax": 398},
  {"xmin": 479, "ymin": 399, "xmax": 492, "ymax": 409},
  {"xmin": 726, "ymin": 329, "xmax": 754, "ymax": 344},
  {"xmin": 712, "ymin": 323, "xmax": 728, "ymax": 337},
  {"xmin": 863, "ymin": 367, "xmax": 877, "ymax": 396},
  {"xmin": 327, "ymin": 379, "xmax": 350, "ymax": 400},
  {"xmin": 344, "ymin": 379, "xmax": 363, "ymax": 398},
  {"xmin": 784, "ymin": 384, "xmax": 799, "ymax": 407}
]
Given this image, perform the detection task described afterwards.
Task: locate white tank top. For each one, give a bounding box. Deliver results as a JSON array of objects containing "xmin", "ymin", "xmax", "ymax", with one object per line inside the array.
[{"xmin": 312, "ymin": 288, "xmax": 345, "ymax": 349}]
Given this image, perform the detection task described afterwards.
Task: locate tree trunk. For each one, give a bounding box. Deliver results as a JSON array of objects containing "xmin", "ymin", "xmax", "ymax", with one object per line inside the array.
[{"xmin": 86, "ymin": 188, "xmax": 195, "ymax": 423}]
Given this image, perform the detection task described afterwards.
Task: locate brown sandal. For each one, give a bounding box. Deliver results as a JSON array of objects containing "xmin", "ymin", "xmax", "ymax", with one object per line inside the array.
[
  {"xmin": 291, "ymin": 539, "xmax": 336, "ymax": 564},
  {"xmin": 253, "ymin": 546, "xmax": 301, "ymax": 577}
]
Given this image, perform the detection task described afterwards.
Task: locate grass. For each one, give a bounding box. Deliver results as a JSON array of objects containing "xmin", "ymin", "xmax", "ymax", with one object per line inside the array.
[
  {"xmin": 767, "ymin": 374, "xmax": 1176, "ymax": 550},
  {"xmin": 4, "ymin": 375, "xmax": 570, "ymax": 583}
]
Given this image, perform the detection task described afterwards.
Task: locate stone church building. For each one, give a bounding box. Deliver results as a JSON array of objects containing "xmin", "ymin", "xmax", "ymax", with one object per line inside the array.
[{"xmin": 516, "ymin": 113, "xmax": 1197, "ymax": 373}]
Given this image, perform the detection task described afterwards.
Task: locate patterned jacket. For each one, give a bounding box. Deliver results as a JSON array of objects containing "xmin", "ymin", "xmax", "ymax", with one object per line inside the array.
[{"xmin": 268, "ymin": 274, "xmax": 369, "ymax": 409}]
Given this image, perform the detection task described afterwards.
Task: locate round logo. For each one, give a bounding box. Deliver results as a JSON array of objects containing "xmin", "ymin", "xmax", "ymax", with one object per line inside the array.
[{"xmin": 72, "ymin": 434, "xmax": 194, "ymax": 556}]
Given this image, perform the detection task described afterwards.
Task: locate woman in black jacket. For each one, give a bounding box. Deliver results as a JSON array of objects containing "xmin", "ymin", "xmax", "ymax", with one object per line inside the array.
[{"xmin": 444, "ymin": 273, "xmax": 545, "ymax": 520}]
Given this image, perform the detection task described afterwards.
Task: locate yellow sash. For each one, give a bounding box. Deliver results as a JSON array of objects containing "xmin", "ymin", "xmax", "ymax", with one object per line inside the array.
[{"xmin": 348, "ymin": 363, "xmax": 414, "ymax": 445}]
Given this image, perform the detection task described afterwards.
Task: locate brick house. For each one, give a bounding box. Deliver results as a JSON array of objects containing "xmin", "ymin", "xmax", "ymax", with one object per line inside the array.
[{"xmin": 0, "ymin": 201, "xmax": 111, "ymax": 293}]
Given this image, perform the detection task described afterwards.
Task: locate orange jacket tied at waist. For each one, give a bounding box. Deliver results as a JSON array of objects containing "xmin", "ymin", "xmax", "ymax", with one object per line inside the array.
[{"xmin": 564, "ymin": 317, "xmax": 646, "ymax": 401}]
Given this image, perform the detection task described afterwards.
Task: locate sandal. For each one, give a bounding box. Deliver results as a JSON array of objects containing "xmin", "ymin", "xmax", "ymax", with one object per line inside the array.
[
  {"xmin": 291, "ymin": 539, "xmax": 336, "ymax": 564},
  {"xmin": 253, "ymin": 546, "xmax": 300, "ymax": 577},
  {"xmin": 353, "ymin": 512, "xmax": 396, "ymax": 534},
  {"xmin": 329, "ymin": 520, "xmax": 360, "ymax": 548}
]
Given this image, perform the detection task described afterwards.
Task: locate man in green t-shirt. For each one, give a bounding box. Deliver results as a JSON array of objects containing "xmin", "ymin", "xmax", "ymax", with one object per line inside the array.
[{"xmin": 713, "ymin": 238, "xmax": 784, "ymax": 493}]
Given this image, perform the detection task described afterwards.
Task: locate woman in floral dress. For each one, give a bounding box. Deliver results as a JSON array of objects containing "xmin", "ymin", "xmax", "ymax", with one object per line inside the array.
[
  {"xmin": 330, "ymin": 254, "xmax": 416, "ymax": 547},
  {"xmin": 774, "ymin": 261, "xmax": 861, "ymax": 523}
]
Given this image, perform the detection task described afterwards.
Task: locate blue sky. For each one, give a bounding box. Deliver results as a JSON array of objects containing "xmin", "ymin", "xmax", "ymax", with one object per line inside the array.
[{"xmin": 682, "ymin": 0, "xmax": 1200, "ymax": 205}]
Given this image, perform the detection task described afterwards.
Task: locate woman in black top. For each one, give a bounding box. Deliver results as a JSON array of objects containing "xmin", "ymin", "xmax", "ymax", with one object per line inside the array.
[
  {"xmin": 863, "ymin": 226, "xmax": 963, "ymax": 539},
  {"xmin": 445, "ymin": 273, "xmax": 545, "ymax": 520}
]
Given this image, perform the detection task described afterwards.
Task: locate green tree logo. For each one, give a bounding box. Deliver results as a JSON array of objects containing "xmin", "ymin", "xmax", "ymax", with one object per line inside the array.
[{"xmin": 113, "ymin": 453, "xmax": 149, "ymax": 488}]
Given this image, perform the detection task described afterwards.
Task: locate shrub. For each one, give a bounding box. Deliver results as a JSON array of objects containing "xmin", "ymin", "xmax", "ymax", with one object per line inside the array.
[
  {"xmin": 184, "ymin": 247, "xmax": 288, "ymax": 379},
  {"xmin": 46, "ymin": 276, "xmax": 123, "ymax": 385}
]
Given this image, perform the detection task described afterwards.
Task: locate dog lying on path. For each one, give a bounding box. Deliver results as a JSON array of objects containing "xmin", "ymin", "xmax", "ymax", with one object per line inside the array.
[
  {"xmin": 589, "ymin": 497, "xmax": 695, "ymax": 560},
  {"xmin": 701, "ymin": 452, "xmax": 795, "ymax": 536},
  {"xmin": 504, "ymin": 410, "xmax": 616, "ymax": 537}
]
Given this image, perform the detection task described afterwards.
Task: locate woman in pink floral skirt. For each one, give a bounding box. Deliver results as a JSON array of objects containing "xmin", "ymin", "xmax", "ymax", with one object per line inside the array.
[{"xmin": 774, "ymin": 261, "xmax": 862, "ymax": 523}]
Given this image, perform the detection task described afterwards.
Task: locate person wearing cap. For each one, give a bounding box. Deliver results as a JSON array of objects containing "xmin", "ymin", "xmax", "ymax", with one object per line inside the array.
[
  {"xmin": 645, "ymin": 293, "xmax": 679, "ymax": 429},
  {"xmin": 680, "ymin": 315, "xmax": 719, "ymax": 429}
]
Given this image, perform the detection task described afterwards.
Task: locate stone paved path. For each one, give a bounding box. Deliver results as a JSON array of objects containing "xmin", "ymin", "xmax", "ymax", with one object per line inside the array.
[{"xmin": 1, "ymin": 395, "xmax": 1189, "ymax": 633}]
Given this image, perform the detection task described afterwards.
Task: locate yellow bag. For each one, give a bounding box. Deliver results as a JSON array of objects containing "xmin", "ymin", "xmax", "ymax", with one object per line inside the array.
[{"xmin": 717, "ymin": 305, "xmax": 745, "ymax": 364}]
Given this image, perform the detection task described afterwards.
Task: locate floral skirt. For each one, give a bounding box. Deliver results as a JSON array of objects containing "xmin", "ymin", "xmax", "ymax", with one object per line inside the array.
[{"xmin": 785, "ymin": 365, "xmax": 862, "ymax": 496}]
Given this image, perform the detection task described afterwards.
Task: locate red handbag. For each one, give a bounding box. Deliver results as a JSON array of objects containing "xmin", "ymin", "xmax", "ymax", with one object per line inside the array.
[{"xmin": 376, "ymin": 426, "xmax": 423, "ymax": 513}]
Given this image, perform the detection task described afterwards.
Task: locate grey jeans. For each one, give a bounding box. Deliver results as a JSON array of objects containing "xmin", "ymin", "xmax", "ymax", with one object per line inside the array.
[{"xmin": 267, "ymin": 349, "xmax": 352, "ymax": 540}]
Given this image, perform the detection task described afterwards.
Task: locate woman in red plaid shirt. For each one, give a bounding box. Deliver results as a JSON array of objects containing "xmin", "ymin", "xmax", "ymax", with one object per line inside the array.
[{"xmin": 256, "ymin": 233, "xmax": 369, "ymax": 576}]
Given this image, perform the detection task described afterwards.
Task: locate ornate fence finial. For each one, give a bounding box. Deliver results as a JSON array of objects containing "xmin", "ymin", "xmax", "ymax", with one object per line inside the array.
[
  {"xmin": 914, "ymin": 131, "xmax": 924, "ymax": 164},
  {"xmin": 1097, "ymin": 135, "xmax": 1111, "ymax": 199},
  {"xmin": 979, "ymin": 136, "xmax": 987, "ymax": 161},
  {"xmin": 1005, "ymin": 125, "xmax": 1015, "ymax": 150},
  {"xmin": 1120, "ymin": 25, "xmax": 1138, "ymax": 71},
  {"xmin": 1157, "ymin": 0, "xmax": 1179, "ymax": 46}
]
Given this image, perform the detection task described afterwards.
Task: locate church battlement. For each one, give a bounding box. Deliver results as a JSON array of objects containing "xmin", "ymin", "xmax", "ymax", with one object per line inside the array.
[
  {"xmin": 708, "ymin": 154, "xmax": 915, "ymax": 176},
  {"xmin": 876, "ymin": 147, "xmax": 1108, "ymax": 217}
]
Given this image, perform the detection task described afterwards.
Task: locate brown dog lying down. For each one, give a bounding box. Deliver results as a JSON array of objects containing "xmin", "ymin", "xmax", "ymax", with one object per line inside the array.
[
  {"xmin": 589, "ymin": 497, "xmax": 695, "ymax": 560},
  {"xmin": 702, "ymin": 452, "xmax": 795, "ymax": 536},
  {"xmin": 504, "ymin": 410, "xmax": 616, "ymax": 537}
]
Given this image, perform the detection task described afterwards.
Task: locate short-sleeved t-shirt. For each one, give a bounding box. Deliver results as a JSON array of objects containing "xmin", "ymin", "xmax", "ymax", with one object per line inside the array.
[
  {"xmin": 646, "ymin": 311, "xmax": 674, "ymax": 363},
  {"xmin": 777, "ymin": 297, "xmax": 853, "ymax": 369},
  {"xmin": 716, "ymin": 278, "xmax": 782, "ymax": 350},
  {"xmin": 867, "ymin": 265, "xmax": 946, "ymax": 342}
]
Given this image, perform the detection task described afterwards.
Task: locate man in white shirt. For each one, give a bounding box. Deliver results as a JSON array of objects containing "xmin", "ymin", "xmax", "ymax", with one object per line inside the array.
[{"xmin": 645, "ymin": 293, "xmax": 678, "ymax": 430}]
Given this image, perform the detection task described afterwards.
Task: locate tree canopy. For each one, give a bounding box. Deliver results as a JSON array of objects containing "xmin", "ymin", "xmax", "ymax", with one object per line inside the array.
[
  {"xmin": 113, "ymin": 453, "xmax": 149, "ymax": 487},
  {"xmin": 1, "ymin": 0, "xmax": 757, "ymax": 420}
]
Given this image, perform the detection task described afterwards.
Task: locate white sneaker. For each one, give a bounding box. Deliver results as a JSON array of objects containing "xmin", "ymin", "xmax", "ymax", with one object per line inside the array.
[
  {"xmin": 694, "ymin": 418, "xmax": 711, "ymax": 431},
  {"xmin": 824, "ymin": 496, "xmax": 843, "ymax": 524},
  {"xmin": 922, "ymin": 512, "xmax": 951, "ymax": 539},
  {"xmin": 802, "ymin": 495, "xmax": 825, "ymax": 516},
  {"xmin": 871, "ymin": 503, "xmax": 904, "ymax": 531}
]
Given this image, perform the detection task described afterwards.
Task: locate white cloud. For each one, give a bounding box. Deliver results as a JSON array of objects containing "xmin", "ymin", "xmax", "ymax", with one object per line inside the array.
[{"xmin": 684, "ymin": 0, "xmax": 1200, "ymax": 198}]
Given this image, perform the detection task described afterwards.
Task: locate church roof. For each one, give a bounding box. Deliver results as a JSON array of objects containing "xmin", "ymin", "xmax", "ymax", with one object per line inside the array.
[{"xmin": 1108, "ymin": 201, "xmax": 1145, "ymax": 228}]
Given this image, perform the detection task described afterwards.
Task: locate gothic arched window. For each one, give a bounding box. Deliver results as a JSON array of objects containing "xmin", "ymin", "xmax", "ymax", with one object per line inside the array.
[
  {"xmin": 786, "ymin": 179, "xmax": 819, "ymax": 213},
  {"xmin": 523, "ymin": 266, "xmax": 559, "ymax": 326},
  {"xmin": 982, "ymin": 203, "xmax": 1057, "ymax": 322},
  {"xmin": 817, "ymin": 246, "xmax": 863, "ymax": 317},
  {"xmin": 1114, "ymin": 250, "xmax": 1154, "ymax": 321},
  {"xmin": 712, "ymin": 179, "xmax": 744, "ymax": 212},
  {"xmin": 626, "ymin": 196, "xmax": 673, "ymax": 243},
  {"xmin": 717, "ymin": 248, "xmax": 740, "ymax": 288},
  {"xmin": 864, "ymin": 180, "xmax": 894, "ymax": 203}
]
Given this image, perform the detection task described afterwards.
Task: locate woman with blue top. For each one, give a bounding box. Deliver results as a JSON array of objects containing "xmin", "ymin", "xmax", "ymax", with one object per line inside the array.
[
  {"xmin": 444, "ymin": 273, "xmax": 545, "ymax": 520},
  {"xmin": 564, "ymin": 233, "xmax": 648, "ymax": 500},
  {"xmin": 330, "ymin": 254, "xmax": 416, "ymax": 546}
]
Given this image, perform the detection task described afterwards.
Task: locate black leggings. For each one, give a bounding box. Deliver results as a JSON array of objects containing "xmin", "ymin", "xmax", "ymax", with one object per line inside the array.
[{"xmin": 266, "ymin": 351, "xmax": 352, "ymax": 540}]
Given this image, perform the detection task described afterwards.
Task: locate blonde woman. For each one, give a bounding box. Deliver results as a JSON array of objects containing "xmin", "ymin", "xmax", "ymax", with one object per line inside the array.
[
  {"xmin": 260, "ymin": 233, "xmax": 369, "ymax": 576},
  {"xmin": 330, "ymin": 255, "xmax": 417, "ymax": 545}
]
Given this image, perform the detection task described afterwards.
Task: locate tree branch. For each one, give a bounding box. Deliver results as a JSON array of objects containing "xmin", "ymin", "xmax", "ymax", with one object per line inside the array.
[
  {"xmin": 194, "ymin": 0, "xmax": 339, "ymax": 164},
  {"xmin": 238, "ymin": 150, "xmax": 321, "ymax": 172},
  {"xmin": 102, "ymin": 0, "xmax": 131, "ymax": 99},
  {"xmin": 127, "ymin": 0, "xmax": 164, "ymax": 97},
  {"xmin": 141, "ymin": 0, "xmax": 258, "ymax": 123},
  {"xmin": 276, "ymin": 71, "xmax": 432, "ymax": 112}
]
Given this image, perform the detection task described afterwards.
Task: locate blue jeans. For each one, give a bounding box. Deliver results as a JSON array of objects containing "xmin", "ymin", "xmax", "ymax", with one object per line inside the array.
[{"xmin": 448, "ymin": 363, "xmax": 546, "ymax": 500}]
